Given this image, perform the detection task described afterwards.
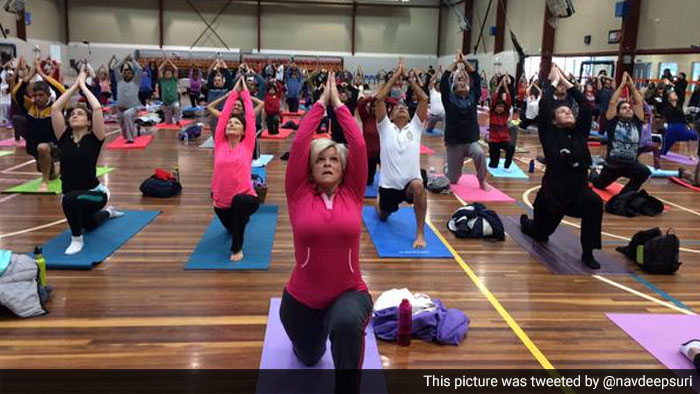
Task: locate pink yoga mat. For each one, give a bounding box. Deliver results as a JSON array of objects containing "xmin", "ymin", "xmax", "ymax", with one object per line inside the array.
[
  {"xmin": 154, "ymin": 119, "xmax": 193, "ymax": 130},
  {"xmin": 0, "ymin": 138, "xmax": 24, "ymax": 147},
  {"xmin": 662, "ymin": 152, "xmax": 698, "ymax": 166},
  {"xmin": 261, "ymin": 128, "xmax": 294, "ymax": 140},
  {"xmin": 259, "ymin": 298, "xmax": 382, "ymax": 370},
  {"xmin": 607, "ymin": 313, "xmax": 700, "ymax": 370},
  {"xmin": 106, "ymin": 135, "xmax": 153, "ymax": 150},
  {"xmin": 420, "ymin": 144, "xmax": 435, "ymax": 155},
  {"xmin": 450, "ymin": 174, "xmax": 515, "ymax": 202}
]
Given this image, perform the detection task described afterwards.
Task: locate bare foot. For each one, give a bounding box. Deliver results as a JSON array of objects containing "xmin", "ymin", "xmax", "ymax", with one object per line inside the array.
[
  {"xmin": 479, "ymin": 182, "xmax": 490, "ymax": 191},
  {"xmin": 412, "ymin": 233, "xmax": 426, "ymax": 249},
  {"xmin": 38, "ymin": 182, "xmax": 49, "ymax": 192},
  {"xmin": 230, "ymin": 251, "xmax": 244, "ymax": 261}
]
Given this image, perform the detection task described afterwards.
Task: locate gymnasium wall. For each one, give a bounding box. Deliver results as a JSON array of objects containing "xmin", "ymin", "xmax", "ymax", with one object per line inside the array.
[
  {"xmin": 355, "ymin": 6, "xmax": 438, "ymax": 55},
  {"xmin": 502, "ymin": 0, "xmax": 545, "ymax": 56},
  {"xmin": 68, "ymin": 0, "xmax": 160, "ymax": 46},
  {"xmin": 553, "ymin": 0, "xmax": 621, "ymax": 55},
  {"xmin": 439, "ymin": 3, "xmax": 464, "ymax": 56},
  {"xmin": 637, "ymin": 0, "xmax": 698, "ymax": 51},
  {"xmin": 469, "ymin": 0, "xmax": 497, "ymax": 54}
]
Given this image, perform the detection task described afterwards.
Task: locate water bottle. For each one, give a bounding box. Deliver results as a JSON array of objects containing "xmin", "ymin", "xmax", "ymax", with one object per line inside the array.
[
  {"xmin": 529, "ymin": 159, "xmax": 535, "ymax": 173},
  {"xmin": 172, "ymin": 167, "xmax": 180, "ymax": 183},
  {"xmin": 397, "ymin": 299, "xmax": 412, "ymax": 347},
  {"xmin": 34, "ymin": 246, "xmax": 46, "ymax": 286},
  {"xmin": 429, "ymin": 166, "xmax": 436, "ymax": 177},
  {"xmin": 183, "ymin": 132, "xmax": 189, "ymax": 145}
]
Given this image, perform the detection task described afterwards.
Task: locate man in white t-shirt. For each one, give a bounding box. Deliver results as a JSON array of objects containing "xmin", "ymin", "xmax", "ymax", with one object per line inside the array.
[{"xmin": 375, "ymin": 58, "xmax": 429, "ymax": 248}]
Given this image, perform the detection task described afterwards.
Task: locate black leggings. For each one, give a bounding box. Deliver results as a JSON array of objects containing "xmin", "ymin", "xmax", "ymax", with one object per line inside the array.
[
  {"xmin": 367, "ymin": 156, "xmax": 380, "ymax": 186},
  {"xmin": 280, "ymin": 289, "xmax": 372, "ymax": 391},
  {"xmin": 488, "ymin": 141, "xmax": 515, "ymax": 169},
  {"xmin": 521, "ymin": 186, "xmax": 603, "ymax": 255},
  {"xmin": 266, "ymin": 115, "xmax": 280, "ymax": 135},
  {"xmin": 189, "ymin": 91, "xmax": 200, "ymax": 107},
  {"xmin": 286, "ymin": 97, "xmax": 300, "ymax": 113},
  {"xmin": 591, "ymin": 162, "xmax": 652, "ymax": 195},
  {"xmin": 12, "ymin": 115, "xmax": 26, "ymax": 141},
  {"xmin": 62, "ymin": 190, "xmax": 109, "ymax": 237},
  {"xmin": 214, "ymin": 194, "xmax": 260, "ymax": 253}
]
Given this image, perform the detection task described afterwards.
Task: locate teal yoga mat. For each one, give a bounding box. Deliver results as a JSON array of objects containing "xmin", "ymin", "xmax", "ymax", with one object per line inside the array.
[
  {"xmin": 185, "ymin": 204, "xmax": 278, "ymax": 270},
  {"xmin": 486, "ymin": 159, "xmax": 528, "ymax": 179}
]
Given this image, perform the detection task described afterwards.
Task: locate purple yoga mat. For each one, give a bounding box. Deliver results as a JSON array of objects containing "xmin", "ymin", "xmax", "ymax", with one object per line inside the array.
[
  {"xmin": 661, "ymin": 152, "xmax": 698, "ymax": 166},
  {"xmin": 607, "ymin": 313, "xmax": 700, "ymax": 370},
  {"xmin": 259, "ymin": 298, "xmax": 382, "ymax": 370},
  {"xmin": 503, "ymin": 215, "xmax": 632, "ymax": 275}
]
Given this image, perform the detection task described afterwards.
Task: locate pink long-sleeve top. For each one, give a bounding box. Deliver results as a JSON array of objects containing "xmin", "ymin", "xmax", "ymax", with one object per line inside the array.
[
  {"xmin": 284, "ymin": 102, "xmax": 368, "ymax": 309},
  {"xmin": 211, "ymin": 90, "xmax": 257, "ymax": 208}
]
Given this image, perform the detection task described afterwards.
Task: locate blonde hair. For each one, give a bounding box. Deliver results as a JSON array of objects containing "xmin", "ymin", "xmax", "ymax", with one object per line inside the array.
[{"xmin": 309, "ymin": 138, "xmax": 348, "ymax": 173}]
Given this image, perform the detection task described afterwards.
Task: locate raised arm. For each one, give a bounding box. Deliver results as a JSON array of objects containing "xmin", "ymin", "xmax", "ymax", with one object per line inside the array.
[
  {"xmin": 80, "ymin": 72, "xmax": 106, "ymax": 140},
  {"xmin": 605, "ymin": 73, "xmax": 628, "ymax": 121},
  {"xmin": 206, "ymin": 92, "xmax": 228, "ymax": 118},
  {"xmin": 158, "ymin": 58, "xmax": 167, "ymax": 77},
  {"xmin": 329, "ymin": 75, "xmax": 366, "ymax": 200},
  {"xmin": 407, "ymin": 69, "xmax": 428, "ymax": 122},
  {"xmin": 251, "ymin": 95, "xmax": 264, "ymax": 117},
  {"xmin": 625, "ymin": 73, "xmax": 644, "ymax": 120},
  {"xmin": 214, "ymin": 82, "xmax": 241, "ymax": 147},
  {"xmin": 113, "ymin": 58, "xmax": 125, "ymax": 81},
  {"xmin": 51, "ymin": 71, "xmax": 83, "ymax": 140},
  {"xmin": 375, "ymin": 60, "xmax": 403, "ymax": 121},
  {"xmin": 285, "ymin": 76, "xmax": 330, "ymax": 199}
]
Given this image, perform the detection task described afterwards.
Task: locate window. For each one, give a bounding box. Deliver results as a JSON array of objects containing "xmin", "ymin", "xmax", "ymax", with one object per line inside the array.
[
  {"xmin": 692, "ymin": 62, "xmax": 700, "ymax": 92},
  {"xmin": 658, "ymin": 62, "xmax": 678, "ymax": 78}
]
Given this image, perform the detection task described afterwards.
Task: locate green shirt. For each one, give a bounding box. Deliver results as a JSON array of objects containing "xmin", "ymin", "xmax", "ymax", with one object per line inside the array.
[{"xmin": 160, "ymin": 77, "xmax": 178, "ymax": 105}]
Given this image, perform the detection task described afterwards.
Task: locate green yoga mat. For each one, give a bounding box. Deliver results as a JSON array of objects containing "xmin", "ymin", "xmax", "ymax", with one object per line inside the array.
[
  {"xmin": 3, "ymin": 167, "xmax": 114, "ymax": 194},
  {"xmin": 0, "ymin": 151, "xmax": 12, "ymax": 157}
]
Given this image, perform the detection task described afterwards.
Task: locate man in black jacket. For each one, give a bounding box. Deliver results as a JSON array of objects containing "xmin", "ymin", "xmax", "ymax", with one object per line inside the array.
[
  {"xmin": 441, "ymin": 50, "xmax": 488, "ymax": 190},
  {"xmin": 520, "ymin": 64, "xmax": 603, "ymax": 269}
]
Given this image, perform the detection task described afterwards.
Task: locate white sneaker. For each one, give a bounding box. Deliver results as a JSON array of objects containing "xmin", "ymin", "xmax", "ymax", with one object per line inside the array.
[
  {"xmin": 65, "ymin": 236, "xmax": 84, "ymax": 255},
  {"xmin": 106, "ymin": 206, "xmax": 124, "ymax": 218},
  {"xmin": 680, "ymin": 339, "xmax": 700, "ymax": 359},
  {"xmin": 504, "ymin": 167, "xmax": 512, "ymax": 173}
]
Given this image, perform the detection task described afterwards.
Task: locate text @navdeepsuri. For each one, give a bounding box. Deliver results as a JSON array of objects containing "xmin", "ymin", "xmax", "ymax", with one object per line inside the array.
[{"xmin": 423, "ymin": 374, "xmax": 693, "ymax": 391}]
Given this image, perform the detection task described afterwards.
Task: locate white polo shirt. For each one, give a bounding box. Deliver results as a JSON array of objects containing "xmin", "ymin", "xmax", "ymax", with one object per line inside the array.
[{"xmin": 377, "ymin": 113, "xmax": 423, "ymax": 190}]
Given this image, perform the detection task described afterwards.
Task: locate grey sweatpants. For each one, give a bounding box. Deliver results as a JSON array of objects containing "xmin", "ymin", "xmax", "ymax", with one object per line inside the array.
[
  {"xmin": 163, "ymin": 102, "xmax": 181, "ymax": 124},
  {"xmin": 118, "ymin": 107, "xmax": 139, "ymax": 141},
  {"xmin": 445, "ymin": 141, "xmax": 487, "ymax": 185}
]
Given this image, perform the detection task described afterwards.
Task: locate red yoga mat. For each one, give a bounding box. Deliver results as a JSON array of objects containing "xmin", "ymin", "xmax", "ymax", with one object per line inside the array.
[
  {"xmin": 154, "ymin": 119, "xmax": 193, "ymax": 130},
  {"xmin": 261, "ymin": 128, "xmax": 294, "ymax": 140},
  {"xmin": 591, "ymin": 182, "xmax": 669, "ymax": 210},
  {"xmin": 670, "ymin": 176, "xmax": 700, "ymax": 193},
  {"xmin": 106, "ymin": 135, "xmax": 153, "ymax": 150}
]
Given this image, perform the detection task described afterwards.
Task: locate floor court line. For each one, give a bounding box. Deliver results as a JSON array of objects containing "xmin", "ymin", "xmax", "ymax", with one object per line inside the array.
[
  {"xmin": 0, "ymin": 219, "xmax": 67, "ymax": 239},
  {"xmin": 426, "ymin": 219, "xmax": 576, "ymax": 393},
  {"xmin": 2, "ymin": 159, "xmax": 35, "ymax": 174}
]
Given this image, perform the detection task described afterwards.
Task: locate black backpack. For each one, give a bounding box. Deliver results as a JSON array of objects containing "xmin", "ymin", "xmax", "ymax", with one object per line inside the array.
[
  {"xmin": 140, "ymin": 177, "xmax": 182, "ymax": 198},
  {"xmin": 616, "ymin": 227, "xmax": 681, "ymax": 274}
]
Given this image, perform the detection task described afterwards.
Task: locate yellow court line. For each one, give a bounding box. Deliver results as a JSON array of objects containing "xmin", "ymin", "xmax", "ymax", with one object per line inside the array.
[
  {"xmin": 427, "ymin": 221, "xmax": 552, "ymax": 367},
  {"xmin": 427, "ymin": 220, "xmax": 574, "ymax": 393},
  {"xmin": 592, "ymin": 275, "xmax": 696, "ymax": 316}
]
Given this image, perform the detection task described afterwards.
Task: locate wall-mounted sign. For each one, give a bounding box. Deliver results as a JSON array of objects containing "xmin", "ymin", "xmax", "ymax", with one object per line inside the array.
[{"xmin": 608, "ymin": 29, "xmax": 621, "ymax": 44}]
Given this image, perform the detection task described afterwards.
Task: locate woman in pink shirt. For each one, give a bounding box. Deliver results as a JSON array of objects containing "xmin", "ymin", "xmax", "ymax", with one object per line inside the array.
[
  {"xmin": 211, "ymin": 77, "xmax": 259, "ymax": 262},
  {"xmin": 280, "ymin": 73, "xmax": 372, "ymax": 380}
]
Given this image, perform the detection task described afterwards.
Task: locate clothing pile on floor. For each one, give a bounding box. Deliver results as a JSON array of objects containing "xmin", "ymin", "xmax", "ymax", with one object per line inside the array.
[
  {"xmin": 372, "ymin": 288, "xmax": 469, "ymax": 345},
  {"xmin": 0, "ymin": 250, "xmax": 51, "ymax": 318}
]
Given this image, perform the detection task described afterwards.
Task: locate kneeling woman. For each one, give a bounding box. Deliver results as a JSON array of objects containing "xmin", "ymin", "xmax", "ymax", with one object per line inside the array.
[
  {"xmin": 520, "ymin": 64, "xmax": 603, "ymax": 269},
  {"xmin": 281, "ymin": 74, "xmax": 372, "ymax": 387},
  {"xmin": 51, "ymin": 70, "xmax": 123, "ymax": 255},
  {"xmin": 211, "ymin": 77, "xmax": 259, "ymax": 262}
]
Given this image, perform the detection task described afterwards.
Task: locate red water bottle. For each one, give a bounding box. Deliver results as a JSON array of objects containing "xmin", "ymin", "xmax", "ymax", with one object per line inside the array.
[{"xmin": 397, "ymin": 299, "xmax": 412, "ymax": 346}]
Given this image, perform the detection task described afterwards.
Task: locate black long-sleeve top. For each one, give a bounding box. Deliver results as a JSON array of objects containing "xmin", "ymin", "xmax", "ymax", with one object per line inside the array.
[
  {"xmin": 537, "ymin": 84, "xmax": 593, "ymax": 211},
  {"xmin": 440, "ymin": 69, "xmax": 481, "ymax": 145}
]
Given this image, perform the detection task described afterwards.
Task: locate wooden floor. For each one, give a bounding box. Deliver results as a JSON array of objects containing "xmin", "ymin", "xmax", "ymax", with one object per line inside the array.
[{"xmin": 1, "ymin": 114, "xmax": 699, "ymax": 371}]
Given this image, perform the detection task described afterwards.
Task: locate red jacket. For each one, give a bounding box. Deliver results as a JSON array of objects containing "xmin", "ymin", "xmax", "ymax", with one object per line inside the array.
[
  {"xmin": 488, "ymin": 92, "xmax": 512, "ymax": 143},
  {"xmin": 264, "ymin": 93, "xmax": 281, "ymax": 116},
  {"xmin": 357, "ymin": 97, "xmax": 380, "ymax": 158}
]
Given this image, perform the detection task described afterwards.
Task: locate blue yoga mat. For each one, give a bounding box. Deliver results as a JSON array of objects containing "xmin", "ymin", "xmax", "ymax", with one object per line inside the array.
[
  {"xmin": 486, "ymin": 159, "xmax": 528, "ymax": 179},
  {"xmin": 41, "ymin": 210, "xmax": 160, "ymax": 270},
  {"xmin": 185, "ymin": 204, "xmax": 278, "ymax": 270},
  {"xmin": 648, "ymin": 166, "xmax": 678, "ymax": 178},
  {"xmin": 365, "ymin": 172, "xmax": 379, "ymax": 198},
  {"xmin": 362, "ymin": 206, "xmax": 451, "ymax": 258},
  {"xmin": 252, "ymin": 167, "xmax": 266, "ymax": 182},
  {"xmin": 252, "ymin": 154, "xmax": 274, "ymax": 168},
  {"xmin": 589, "ymin": 130, "xmax": 608, "ymax": 141}
]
